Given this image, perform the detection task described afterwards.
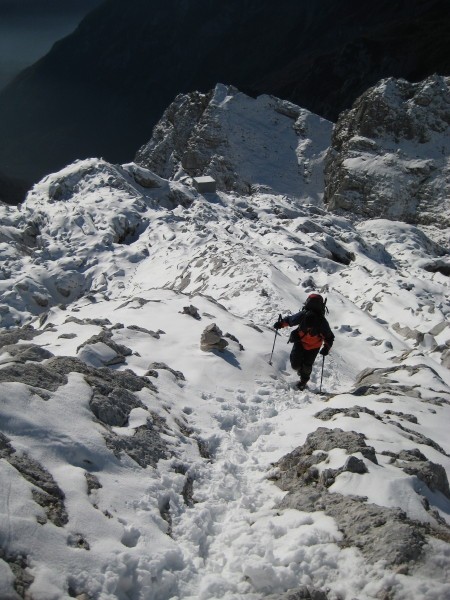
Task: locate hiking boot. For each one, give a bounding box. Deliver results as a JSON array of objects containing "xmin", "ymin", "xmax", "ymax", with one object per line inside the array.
[{"xmin": 296, "ymin": 380, "xmax": 308, "ymax": 391}]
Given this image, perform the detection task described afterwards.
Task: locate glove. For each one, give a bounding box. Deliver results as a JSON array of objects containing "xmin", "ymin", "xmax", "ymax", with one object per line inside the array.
[
  {"xmin": 273, "ymin": 320, "xmax": 287, "ymax": 330},
  {"xmin": 320, "ymin": 346, "xmax": 329, "ymax": 356}
]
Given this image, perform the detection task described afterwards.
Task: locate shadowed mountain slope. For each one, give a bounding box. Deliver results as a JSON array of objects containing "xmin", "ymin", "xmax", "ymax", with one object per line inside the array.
[{"xmin": 0, "ymin": 0, "xmax": 449, "ymax": 196}]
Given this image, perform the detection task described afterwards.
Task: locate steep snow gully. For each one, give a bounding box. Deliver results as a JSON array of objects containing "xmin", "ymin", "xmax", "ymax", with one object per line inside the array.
[{"xmin": 0, "ymin": 80, "xmax": 450, "ymax": 600}]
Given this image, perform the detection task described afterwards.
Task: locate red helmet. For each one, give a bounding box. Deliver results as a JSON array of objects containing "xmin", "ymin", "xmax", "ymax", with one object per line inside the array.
[
  {"xmin": 307, "ymin": 293, "xmax": 324, "ymax": 302},
  {"xmin": 304, "ymin": 293, "xmax": 326, "ymax": 314}
]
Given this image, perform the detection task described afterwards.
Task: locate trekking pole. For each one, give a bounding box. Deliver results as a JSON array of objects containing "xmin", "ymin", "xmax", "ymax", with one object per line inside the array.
[
  {"xmin": 269, "ymin": 314, "xmax": 282, "ymax": 365},
  {"xmin": 319, "ymin": 354, "xmax": 325, "ymax": 393}
]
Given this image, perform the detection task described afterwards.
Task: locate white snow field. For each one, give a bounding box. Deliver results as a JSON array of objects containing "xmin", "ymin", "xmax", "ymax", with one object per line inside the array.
[{"xmin": 0, "ymin": 85, "xmax": 449, "ymax": 600}]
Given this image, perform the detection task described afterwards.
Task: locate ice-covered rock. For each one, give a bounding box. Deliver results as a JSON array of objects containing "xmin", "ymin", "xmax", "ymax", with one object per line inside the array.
[{"xmin": 325, "ymin": 75, "xmax": 450, "ymax": 226}]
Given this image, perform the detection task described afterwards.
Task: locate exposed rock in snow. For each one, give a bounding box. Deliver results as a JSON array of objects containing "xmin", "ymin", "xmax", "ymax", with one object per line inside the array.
[
  {"xmin": 200, "ymin": 323, "xmax": 229, "ymax": 352},
  {"xmin": 325, "ymin": 75, "xmax": 450, "ymax": 227},
  {"xmin": 127, "ymin": 324, "xmax": 161, "ymax": 338},
  {"xmin": 443, "ymin": 349, "xmax": 450, "ymax": 370},
  {"xmin": 0, "ymin": 324, "xmax": 42, "ymax": 347},
  {"xmin": 104, "ymin": 418, "xmax": 168, "ymax": 468},
  {"xmin": 392, "ymin": 322, "xmax": 425, "ymax": 346},
  {"xmin": 0, "ymin": 343, "xmax": 52, "ymax": 364},
  {"xmin": 393, "ymin": 449, "xmax": 450, "ymax": 501},
  {"xmin": 353, "ymin": 364, "xmax": 450, "ymax": 411},
  {"xmin": 122, "ymin": 163, "xmax": 165, "ymax": 189},
  {"xmin": 77, "ymin": 329, "xmax": 133, "ymax": 368},
  {"xmin": 147, "ymin": 362, "xmax": 186, "ymax": 382},
  {"xmin": 0, "ymin": 360, "xmax": 65, "ymax": 392},
  {"xmin": 274, "ymin": 426, "xmax": 450, "ymax": 570},
  {"xmin": 1, "ymin": 432, "xmax": 68, "ymax": 527},
  {"xmin": 314, "ymin": 405, "xmax": 380, "ymax": 422},
  {"xmin": 266, "ymin": 586, "xmax": 329, "ymax": 600},
  {"xmin": 422, "ymin": 257, "xmax": 450, "ymax": 277},
  {"xmin": 181, "ymin": 304, "xmax": 201, "ymax": 320},
  {"xmin": 90, "ymin": 386, "xmax": 145, "ymax": 427}
]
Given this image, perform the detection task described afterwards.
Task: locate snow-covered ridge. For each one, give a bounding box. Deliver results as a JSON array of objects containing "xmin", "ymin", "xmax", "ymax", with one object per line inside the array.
[
  {"xmin": 135, "ymin": 84, "xmax": 333, "ymax": 202},
  {"xmin": 0, "ymin": 81, "xmax": 449, "ymax": 599}
]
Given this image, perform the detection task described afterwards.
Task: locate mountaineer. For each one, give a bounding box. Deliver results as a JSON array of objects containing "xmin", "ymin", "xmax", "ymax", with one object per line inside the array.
[{"xmin": 274, "ymin": 293, "xmax": 334, "ymax": 390}]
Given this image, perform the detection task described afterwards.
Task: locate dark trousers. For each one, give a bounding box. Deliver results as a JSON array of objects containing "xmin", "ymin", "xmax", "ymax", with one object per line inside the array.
[{"xmin": 290, "ymin": 344, "xmax": 320, "ymax": 382}]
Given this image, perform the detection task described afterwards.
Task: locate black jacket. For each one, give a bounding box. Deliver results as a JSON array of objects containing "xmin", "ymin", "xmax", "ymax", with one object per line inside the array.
[{"xmin": 283, "ymin": 309, "xmax": 335, "ymax": 351}]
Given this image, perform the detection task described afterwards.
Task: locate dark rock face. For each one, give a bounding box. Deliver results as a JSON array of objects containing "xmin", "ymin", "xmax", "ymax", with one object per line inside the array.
[
  {"xmin": 324, "ymin": 75, "xmax": 450, "ymax": 226},
  {"xmin": 0, "ymin": 0, "xmax": 449, "ymax": 193}
]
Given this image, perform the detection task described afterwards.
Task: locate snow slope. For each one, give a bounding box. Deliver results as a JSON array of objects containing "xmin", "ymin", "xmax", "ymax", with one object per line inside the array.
[{"xmin": 0, "ymin": 87, "xmax": 449, "ymax": 600}]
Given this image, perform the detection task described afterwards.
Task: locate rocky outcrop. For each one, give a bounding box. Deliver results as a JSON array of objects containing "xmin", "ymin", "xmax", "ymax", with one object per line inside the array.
[
  {"xmin": 272, "ymin": 427, "xmax": 450, "ymax": 570},
  {"xmin": 136, "ymin": 84, "xmax": 332, "ymax": 199},
  {"xmin": 76, "ymin": 329, "xmax": 133, "ymax": 368},
  {"xmin": 181, "ymin": 305, "xmax": 201, "ymax": 320},
  {"xmin": 0, "ymin": 325, "xmax": 42, "ymax": 348},
  {"xmin": 325, "ymin": 76, "xmax": 450, "ymax": 227},
  {"xmin": 0, "ymin": 361, "xmax": 66, "ymax": 392},
  {"xmin": 104, "ymin": 418, "xmax": 168, "ymax": 468},
  {"xmin": 392, "ymin": 449, "xmax": 450, "ymax": 501},
  {"xmin": 135, "ymin": 91, "xmax": 213, "ymax": 180}
]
